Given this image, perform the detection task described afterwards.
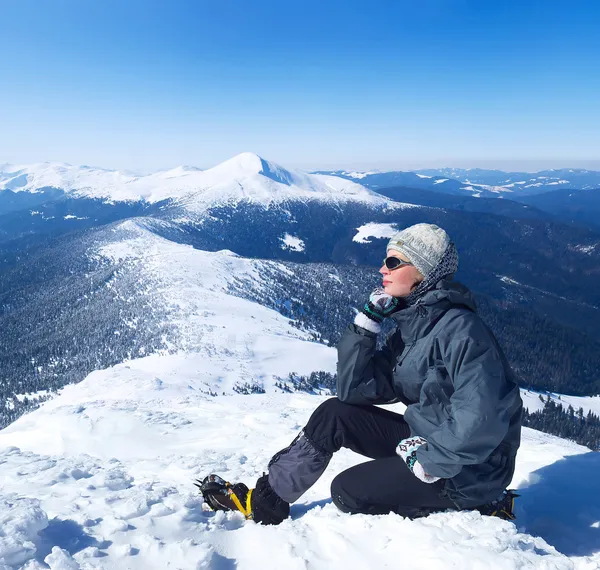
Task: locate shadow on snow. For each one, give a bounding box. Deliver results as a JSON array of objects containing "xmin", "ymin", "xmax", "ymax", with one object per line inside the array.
[
  {"xmin": 36, "ymin": 517, "xmax": 112, "ymax": 560},
  {"xmin": 517, "ymin": 451, "xmax": 600, "ymax": 557}
]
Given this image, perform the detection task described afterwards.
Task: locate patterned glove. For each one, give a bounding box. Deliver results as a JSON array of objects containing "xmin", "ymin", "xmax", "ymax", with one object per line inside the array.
[
  {"xmin": 396, "ymin": 436, "xmax": 441, "ymax": 484},
  {"xmin": 354, "ymin": 288, "xmax": 405, "ymax": 333}
]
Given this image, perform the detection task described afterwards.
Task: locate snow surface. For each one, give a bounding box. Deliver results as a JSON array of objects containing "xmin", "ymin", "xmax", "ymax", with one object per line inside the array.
[
  {"xmin": 352, "ymin": 220, "xmax": 422, "ymax": 244},
  {"xmin": 461, "ymin": 183, "xmax": 513, "ymax": 194},
  {"xmin": 89, "ymin": 218, "xmax": 326, "ymax": 358},
  {"xmin": 0, "ymin": 154, "xmax": 391, "ymax": 213},
  {"xmin": 280, "ymin": 234, "xmax": 305, "ymax": 252},
  {"xmin": 339, "ymin": 171, "xmax": 379, "ymax": 179},
  {"xmin": 1, "ymin": 364, "xmax": 599, "ymax": 569},
  {"xmin": 521, "ymin": 389, "xmax": 600, "ymax": 419},
  {"xmin": 353, "ymin": 222, "xmax": 399, "ymax": 244},
  {"xmin": 571, "ymin": 244, "xmax": 598, "ymax": 255}
]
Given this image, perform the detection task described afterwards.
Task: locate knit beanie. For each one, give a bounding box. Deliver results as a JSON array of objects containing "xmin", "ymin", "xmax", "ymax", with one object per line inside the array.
[
  {"xmin": 387, "ymin": 224, "xmax": 459, "ymax": 305},
  {"xmin": 387, "ymin": 223, "xmax": 454, "ymax": 278}
]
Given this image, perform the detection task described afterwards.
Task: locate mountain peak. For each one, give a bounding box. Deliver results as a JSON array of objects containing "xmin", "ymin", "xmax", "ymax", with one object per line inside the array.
[
  {"xmin": 210, "ymin": 152, "xmax": 296, "ymax": 186},
  {"xmin": 226, "ymin": 152, "xmax": 265, "ymax": 170}
]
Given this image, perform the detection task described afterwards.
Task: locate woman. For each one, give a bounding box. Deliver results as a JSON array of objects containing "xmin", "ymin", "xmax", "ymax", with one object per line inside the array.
[{"xmin": 199, "ymin": 223, "xmax": 523, "ymax": 524}]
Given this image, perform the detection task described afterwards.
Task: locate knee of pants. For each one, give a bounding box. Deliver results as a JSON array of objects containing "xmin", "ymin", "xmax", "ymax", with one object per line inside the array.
[
  {"xmin": 330, "ymin": 472, "xmax": 357, "ymax": 514},
  {"xmin": 330, "ymin": 469, "xmax": 439, "ymax": 519},
  {"xmin": 330, "ymin": 471, "xmax": 385, "ymax": 515},
  {"xmin": 304, "ymin": 398, "xmax": 355, "ymax": 451}
]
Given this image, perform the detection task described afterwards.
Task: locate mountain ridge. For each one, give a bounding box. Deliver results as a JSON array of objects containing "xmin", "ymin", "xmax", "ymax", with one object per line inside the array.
[{"xmin": 0, "ymin": 153, "xmax": 387, "ymax": 210}]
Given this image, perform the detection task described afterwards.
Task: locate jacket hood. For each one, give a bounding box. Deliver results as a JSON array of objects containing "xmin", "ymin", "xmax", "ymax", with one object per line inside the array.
[{"xmin": 390, "ymin": 279, "xmax": 476, "ymax": 342}]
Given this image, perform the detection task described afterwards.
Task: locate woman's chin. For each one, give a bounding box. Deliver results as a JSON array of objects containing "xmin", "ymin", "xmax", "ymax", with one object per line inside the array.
[{"xmin": 385, "ymin": 285, "xmax": 408, "ymax": 297}]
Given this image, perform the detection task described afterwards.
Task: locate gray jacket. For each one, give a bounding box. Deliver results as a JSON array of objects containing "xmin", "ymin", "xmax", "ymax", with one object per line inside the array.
[{"xmin": 337, "ymin": 279, "xmax": 523, "ymax": 508}]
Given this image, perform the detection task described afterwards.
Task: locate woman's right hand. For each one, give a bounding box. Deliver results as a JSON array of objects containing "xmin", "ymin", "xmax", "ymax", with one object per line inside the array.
[
  {"xmin": 354, "ymin": 288, "xmax": 406, "ymax": 333},
  {"xmin": 363, "ymin": 288, "xmax": 405, "ymax": 323}
]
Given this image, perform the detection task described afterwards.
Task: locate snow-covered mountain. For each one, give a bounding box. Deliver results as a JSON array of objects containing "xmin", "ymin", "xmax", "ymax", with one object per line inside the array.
[
  {"xmin": 317, "ymin": 167, "xmax": 600, "ymax": 197},
  {"xmin": 415, "ymin": 167, "xmax": 600, "ymax": 193},
  {"xmin": 0, "ymin": 153, "xmax": 388, "ymax": 211},
  {"xmin": 313, "ymin": 169, "xmax": 514, "ymax": 198}
]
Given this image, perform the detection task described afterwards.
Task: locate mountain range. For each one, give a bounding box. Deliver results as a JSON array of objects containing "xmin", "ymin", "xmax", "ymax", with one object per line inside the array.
[
  {"xmin": 2, "ymin": 152, "xmax": 600, "ymax": 567},
  {"xmin": 315, "ymin": 167, "xmax": 600, "ymax": 196},
  {"xmin": 415, "ymin": 167, "xmax": 600, "ymax": 191},
  {"xmin": 2, "ymin": 152, "xmax": 600, "ymax": 431}
]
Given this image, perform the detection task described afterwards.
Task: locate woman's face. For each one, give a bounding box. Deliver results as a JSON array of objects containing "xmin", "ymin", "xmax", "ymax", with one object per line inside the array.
[{"xmin": 380, "ymin": 250, "xmax": 425, "ymax": 298}]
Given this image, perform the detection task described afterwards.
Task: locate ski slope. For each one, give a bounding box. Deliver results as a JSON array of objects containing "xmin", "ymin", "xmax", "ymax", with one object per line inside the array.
[{"xmin": 1, "ymin": 350, "xmax": 599, "ymax": 570}]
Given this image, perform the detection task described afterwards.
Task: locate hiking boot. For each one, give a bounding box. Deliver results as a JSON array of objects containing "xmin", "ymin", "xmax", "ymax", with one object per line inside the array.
[
  {"xmin": 477, "ymin": 489, "xmax": 519, "ymax": 521},
  {"xmin": 195, "ymin": 474, "xmax": 253, "ymax": 519},
  {"xmin": 195, "ymin": 473, "xmax": 290, "ymax": 525}
]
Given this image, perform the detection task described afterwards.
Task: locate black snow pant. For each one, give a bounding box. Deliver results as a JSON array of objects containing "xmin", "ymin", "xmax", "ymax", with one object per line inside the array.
[{"xmin": 253, "ymin": 398, "xmax": 458, "ymax": 524}]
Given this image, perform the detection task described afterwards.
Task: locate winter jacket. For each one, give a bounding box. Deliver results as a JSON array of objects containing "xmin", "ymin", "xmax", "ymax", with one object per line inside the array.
[{"xmin": 336, "ymin": 279, "xmax": 523, "ymax": 508}]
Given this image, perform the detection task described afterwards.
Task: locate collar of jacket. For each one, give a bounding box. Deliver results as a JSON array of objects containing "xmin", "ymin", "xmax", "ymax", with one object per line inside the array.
[{"xmin": 390, "ymin": 279, "xmax": 476, "ymax": 343}]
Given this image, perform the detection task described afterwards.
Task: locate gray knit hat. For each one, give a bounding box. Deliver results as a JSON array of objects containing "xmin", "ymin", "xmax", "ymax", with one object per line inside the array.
[{"xmin": 387, "ymin": 223, "xmax": 457, "ymax": 278}]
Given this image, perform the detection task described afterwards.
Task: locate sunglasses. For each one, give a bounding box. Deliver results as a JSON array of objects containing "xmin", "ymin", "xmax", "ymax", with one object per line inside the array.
[{"xmin": 382, "ymin": 256, "xmax": 413, "ymax": 271}]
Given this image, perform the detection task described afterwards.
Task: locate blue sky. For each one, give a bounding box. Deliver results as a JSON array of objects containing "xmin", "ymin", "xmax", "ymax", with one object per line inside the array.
[{"xmin": 1, "ymin": 0, "xmax": 599, "ymax": 172}]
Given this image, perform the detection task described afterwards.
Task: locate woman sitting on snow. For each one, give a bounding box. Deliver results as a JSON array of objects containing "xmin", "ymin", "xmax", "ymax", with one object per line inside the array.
[{"xmin": 199, "ymin": 223, "xmax": 523, "ymax": 524}]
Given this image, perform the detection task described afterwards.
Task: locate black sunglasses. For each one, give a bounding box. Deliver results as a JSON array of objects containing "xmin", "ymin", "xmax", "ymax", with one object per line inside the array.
[{"xmin": 382, "ymin": 256, "xmax": 413, "ymax": 271}]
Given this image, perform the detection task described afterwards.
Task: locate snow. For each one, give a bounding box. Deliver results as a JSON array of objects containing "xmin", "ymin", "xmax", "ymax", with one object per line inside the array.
[
  {"xmin": 63, "ymin": 215, "xmax": 88, "ymax": 220},
  {"xmin": 0, "ymin": 496, "xmax": 48, "ymax": 568},
  {"xmin": 433, "ymin": 178, "xmax": 449, "ymax": 184},
  {"xmin": 12, "ymin": 391, "xmax": 51, "ymax": 403},
  {"xmin": 462, "ymin": 184, "xmax": 513, "ymax": 194},
  {"xmin": 339, "ymin": 171, "xmax": 379, "ymax": 179},
  {"xmin": 521, "ymin": 389, "xmax": 600, "ymax": 418},
  {"xmin": 352, "ymin": 221, "xmax": 428, "ymax": 244},
  {"xmin": 89, "ymin": 218, "xmax": 329, "ymax": 359},
  {"xmin": 572, "ymin": 244, "xmax": 598, "ymax": 254},
  {"xmin": 0, "ymin": 154, "xmax": 391, "ymax": 213},
  {"xmin": 1, "ymin": 374, "xmax": 599, "ymax": 569},
  {"xmin": 280, "ymin": 233, "xmax": 305, "ymax": 252},
  {"xmin": 415, "ymin": 173, "xmax": 431, "ymax": 179}
]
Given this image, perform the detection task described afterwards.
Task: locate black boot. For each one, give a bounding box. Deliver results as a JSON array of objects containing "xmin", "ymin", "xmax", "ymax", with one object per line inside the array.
[
  {"xmin": 476, "ymin": 489, "xmax": 519, "ymax": 521},
  {"xmin": 251, "ymin": 474, "xmax": 290, "ymax": 525},
  {"xmin": 196, "ymin": 473, "xmax": 290, "ymax": 525}
]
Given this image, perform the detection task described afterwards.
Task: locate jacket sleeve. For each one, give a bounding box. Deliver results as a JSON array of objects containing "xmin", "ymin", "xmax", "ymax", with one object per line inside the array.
[
  {"xmin": 416, "ymin": 335, "xmax": 516, "ymax": 479},
  {"xmin": 336, "ymin": 323, "xmax": 403, "ymax": 405}
]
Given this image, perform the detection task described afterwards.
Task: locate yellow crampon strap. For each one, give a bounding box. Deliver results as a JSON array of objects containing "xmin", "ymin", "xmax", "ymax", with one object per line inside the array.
[
  {"xmin": 246, "ymin": 489, "xmax": 254, "ymax": 519},
  {"xmin": 227, "ymin": 485, "xmax": 254, "ymax": 520},
  {"xmin": 489, "ymin": 495, "xmax": 517, "ymax": 520}
]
